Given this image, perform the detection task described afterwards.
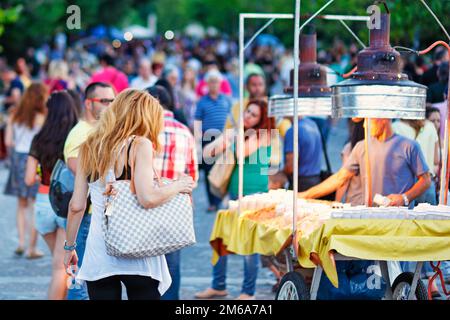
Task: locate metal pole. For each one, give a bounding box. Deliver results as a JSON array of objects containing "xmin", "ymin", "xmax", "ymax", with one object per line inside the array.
[
  {"xmin": 238, "ymin": 14, "xmax": 245, "ymax": 214},
  {"xmin": 443, "ymin": 71, "xmax": 450, "ymax": 205},
  {"xmin": 419, "ymin": 0, "xmax": 450, "ymax": 41},
  {"xmin": 321, "ymin": 14, "xmax": 369, "ymax": 21},
  {"xmin": 440, "ymin": 92, "xmax": 450, "ymax": 205},
  {"xmin": 298, "ymin": 0, "xmax": 335, "ymax": 32},
  {"xmin": 364, "ymin": 118, "xmax": 373, "ymax": 207},
  {"xmin": 238, "ymin": 14, "xmax": 294, "ymax": 214},
  {"xmin": 240, "ymin": 13, "xmax": 294, "ymax": 19},
  {"xmin": 292, "ymin": 0, "xmax": 300, "ymax": 249},
  {"xmin": 338, "ymin": 19, "xmax": 367, "ymax": 48},
  {"xmin": 244, "ymin": 18, "xmax": 276, "ymax": 51}
]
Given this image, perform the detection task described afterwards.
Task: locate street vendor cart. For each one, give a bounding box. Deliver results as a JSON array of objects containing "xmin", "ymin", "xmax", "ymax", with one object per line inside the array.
[{"xmin": 210, "ymin": 0, "xmax": 450, "ymax": 301}]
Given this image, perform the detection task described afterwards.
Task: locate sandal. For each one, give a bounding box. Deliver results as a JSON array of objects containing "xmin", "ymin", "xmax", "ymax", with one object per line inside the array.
[{"xmin": 14, "ymin": 247, "xmax": 25, "ymax": 256}]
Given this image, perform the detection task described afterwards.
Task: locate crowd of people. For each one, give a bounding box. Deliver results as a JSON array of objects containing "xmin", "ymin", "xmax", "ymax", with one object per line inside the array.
[{"xmin": 0, "ymin": 31, "xmax": 449, "ymax": 300}]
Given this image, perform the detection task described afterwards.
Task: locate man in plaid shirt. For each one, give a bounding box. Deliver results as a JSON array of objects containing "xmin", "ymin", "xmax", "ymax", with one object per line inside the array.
[
  {"xmin": 147, "ymin": 85, "xmax": 198, "ymax": 300},
  {"xmin": 153, "ymin": 110, "xmax": 199, "ymax": 182}
]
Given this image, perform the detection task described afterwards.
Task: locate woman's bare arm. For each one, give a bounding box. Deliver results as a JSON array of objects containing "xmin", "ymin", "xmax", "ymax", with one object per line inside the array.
[
  {"xmin": 5, "ymin": 117, "xmax": 14, "ymax": 148},
  {"xmin": 25, "ymin": 156, "xmax": 40, "ymax": 186},
  {"xmin": 133, "ymin": 138, "xmax": 193, "ymax": 209},
  {"xmin": 66, "ymin": 161, "xmax": 89, "ymax": 247}
]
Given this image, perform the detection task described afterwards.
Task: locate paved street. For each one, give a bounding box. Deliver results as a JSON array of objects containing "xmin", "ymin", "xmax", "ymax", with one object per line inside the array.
[{"xmin": 0, "ymin": 120, "xmax": 347, "ymax": 300}]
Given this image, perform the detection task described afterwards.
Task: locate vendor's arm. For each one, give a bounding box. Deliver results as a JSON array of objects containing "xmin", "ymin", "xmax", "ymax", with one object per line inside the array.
[
  {"xmin": 283, "ymin": 153, "xmax": 295, "ymax": 176},
  {"xmin": 299, "ymin": 168, "xmax": 355, "ymax": 199},
  {"xmin": 387, "ymin": 141, "xmax": 432, "ymax": 206},
  {"xmin": 386, "ymin": 172, "xmax": 431, "ymax": 206},
  {"xmin": 299, "ymin": 140, "xmax": 361, "ymax": 199}
]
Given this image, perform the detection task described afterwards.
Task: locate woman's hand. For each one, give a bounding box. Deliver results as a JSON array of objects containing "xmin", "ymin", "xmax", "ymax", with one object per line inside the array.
[
  {"xmin": 176, "ymin": 175, "xmax": 195, "ymax": 194},
  {"xmin": 63, "ymin": 250, "xmax": 78, "ymax": 276}
]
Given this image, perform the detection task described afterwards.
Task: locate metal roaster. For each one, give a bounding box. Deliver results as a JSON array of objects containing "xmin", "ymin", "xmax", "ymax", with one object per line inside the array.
[
  {"xmin": 332, "ymin": 12, "xmax": 427, "ymax": 120},
  {"xmin": 268, "ymin": 28, "xmax": 332, "ymax": 117}
]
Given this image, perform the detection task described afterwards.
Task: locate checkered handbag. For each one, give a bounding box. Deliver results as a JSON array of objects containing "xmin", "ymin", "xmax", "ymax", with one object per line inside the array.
[
  {"xmin": 102, "ymin": 138, "xmax": 195, "ymax": 258},
  {"xmin": 103, "ymin": 177, "xmax": 195, "ymax": 258}
]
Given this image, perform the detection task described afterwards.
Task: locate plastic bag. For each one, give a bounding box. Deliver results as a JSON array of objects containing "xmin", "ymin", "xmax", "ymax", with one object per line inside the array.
[{"xmin": 317, "ymin": 261, "xmax": 386, "ymax": 300}]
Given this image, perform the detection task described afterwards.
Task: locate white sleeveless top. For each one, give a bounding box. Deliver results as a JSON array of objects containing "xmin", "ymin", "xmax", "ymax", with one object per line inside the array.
[
  {"xmin": 76, "ymin": 169, "xmax": 172, "ymax": 295},
  {"xmin": 13, "ymin": 123, "xmax": 41, "ymax": 153}
]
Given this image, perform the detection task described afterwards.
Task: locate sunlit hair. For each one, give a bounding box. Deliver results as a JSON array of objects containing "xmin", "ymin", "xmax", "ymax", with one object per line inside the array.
[
  {"xmin": 79, "ymin": 89, "xmax": 164, "ymax": 183},
  {"xmin": 12, "ymin": 82, "xmax": 48, "ymax": 129},
  {"xmin": 48, "ymin": 60, "xmax": 69, "ymax": 80}
]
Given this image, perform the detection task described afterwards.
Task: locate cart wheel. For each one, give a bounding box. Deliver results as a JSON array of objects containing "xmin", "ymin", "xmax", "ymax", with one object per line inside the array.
[
  {"xmin": 392, "ymin": 272, "xmax": 428, "ymax": 300},
  {"xmin": 275, "ymin": 271, "xmax": 310, "ymax": 300}
]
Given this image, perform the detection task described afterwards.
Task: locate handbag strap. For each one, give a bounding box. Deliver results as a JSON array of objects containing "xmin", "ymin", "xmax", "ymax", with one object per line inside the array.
[{"xmin": 318, "ymin": 125, "xmax": 332, "ymax": 173}]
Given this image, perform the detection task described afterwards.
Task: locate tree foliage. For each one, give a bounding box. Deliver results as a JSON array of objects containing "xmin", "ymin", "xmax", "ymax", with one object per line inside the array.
[
  {"xmin": 0, "ymin": 0, "xmax": 449, "ymax": 58},
  {"xmin": 155, "ymin": 0, "xmax": 450, "ymax": 50},
  {"xmin": 0, "ymin": 0, "xmax": 156, "ymax": 59}
]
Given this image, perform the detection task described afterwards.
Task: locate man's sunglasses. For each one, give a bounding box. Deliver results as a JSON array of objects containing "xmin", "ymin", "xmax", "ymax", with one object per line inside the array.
[{"xmin": 87, "ymin": 98, "xmax": 114, "ymax": 106}]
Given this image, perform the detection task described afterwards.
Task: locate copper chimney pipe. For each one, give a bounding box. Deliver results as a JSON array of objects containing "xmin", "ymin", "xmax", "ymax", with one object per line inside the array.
[{"xmin": 286, "ymin": 30, "xmax": 331, "ymax": 97}]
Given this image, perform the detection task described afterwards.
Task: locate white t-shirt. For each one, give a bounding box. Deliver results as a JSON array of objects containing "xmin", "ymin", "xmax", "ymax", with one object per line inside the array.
[
  {"xmin": 76, "ymin": 169, "xmax": 172, "ymax": 295},
  {"xmin": 13, "ymin": 123, "xmax": 41, "ymax": 153},
  {"xmin": 130, "ymin": 75, "xmax": 158, "ymax": 90},
  {"xmin": 392, "ymin": 120, "xmax": 438, "ymax": 176}
]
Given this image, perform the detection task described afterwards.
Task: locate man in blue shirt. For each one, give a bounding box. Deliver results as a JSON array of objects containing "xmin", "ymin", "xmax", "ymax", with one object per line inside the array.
[
  {"xmin": 299, "ymin": 118, "xmax": 431, "ymax": 207},
  {"xmin": 194, "ymin": 70, "xmax": 232, "ymax": 212},
  {"xmin": 284, "ymin": 117, "xmax": 323, "ymax": 191}
]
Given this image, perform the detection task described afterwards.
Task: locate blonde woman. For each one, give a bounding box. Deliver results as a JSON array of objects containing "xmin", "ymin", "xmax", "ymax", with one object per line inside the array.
[
  {"xmin": 45, "ymin": 60, "xmax": 69, "ymax": 93},
  {"xmin": 63, "ymin": 89, "xmax": 195, "ymax": 300}
]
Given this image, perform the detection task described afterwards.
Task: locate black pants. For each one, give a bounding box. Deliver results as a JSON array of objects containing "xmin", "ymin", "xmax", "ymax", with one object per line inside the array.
[
  {"xmin": 288, "ymin": 175, "xmax": 322, "ymax": 192},
  {"xmin": 86, "ymin": 275, "xmax": 160, "ymax": 300}
]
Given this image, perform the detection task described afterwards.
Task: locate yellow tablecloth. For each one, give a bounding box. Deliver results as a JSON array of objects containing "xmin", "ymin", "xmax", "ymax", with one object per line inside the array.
[
  {"xmin": 297, "ymin": 219, "xmax": 450, "ymax": 287},
  {"xmin": 210, "ymin": 211, "xmax": 450, "ymax": 289},
  {"xmin": 209, "ymin": 210, "xmax": 292, "ymax": 265}
]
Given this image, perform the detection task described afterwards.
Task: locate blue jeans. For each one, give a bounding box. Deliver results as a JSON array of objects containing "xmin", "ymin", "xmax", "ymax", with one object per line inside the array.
[
  {"xmin": 211, "ymin": 192, "xmax": 259, "ymax": 296},
  {"xmin": 212, "ymin": 254, "xmax": 259, "ymax": 296},
  {"xmin": 67, "ymin": 213, "xmax": 91, "ymax": 300},
  {"xmin": 161, "ymin": 250, "xmax": 181, "ymax": 300}
]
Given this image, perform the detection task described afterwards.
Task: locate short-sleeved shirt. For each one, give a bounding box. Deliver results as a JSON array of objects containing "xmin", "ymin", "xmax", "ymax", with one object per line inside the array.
[
  {"xmin": 228, "ymin": 145, "xmax": 272, "ymax": 197},
  {"xmin": 344, "ymin": 134, "xmax": 429, "ymax": 204},
  {"xmin": 63, "ymin": 120, "xmax": 95, "ymax": 162},
  {"xmin": 284, "ymin": 118, "xmax": 323, "ymax": 177},
  {"xmin": 4, "ymin": 77, "xmax": 24, "ymax": 111},
  {"xmin": 195, "ymin": 94, "xmax": 232, "ymax": 134},
  {"xmin": 153, "ymin": 111, "xmax": 199, "ymax": 182},
  {"xmin": 392, "ymin": 120, "xmax": 439, "ymax": 176}
]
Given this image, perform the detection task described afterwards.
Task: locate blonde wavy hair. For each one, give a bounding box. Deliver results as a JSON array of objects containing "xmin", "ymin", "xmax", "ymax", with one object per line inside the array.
[{"xmin": 79, "ymin": 89, "xmax": 164, "ymax": 182}]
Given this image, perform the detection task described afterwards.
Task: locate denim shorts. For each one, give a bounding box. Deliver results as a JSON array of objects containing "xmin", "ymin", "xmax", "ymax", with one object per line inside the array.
[{"xmin": 35, "ymin": 193, "xmax": 66, "ymax": 235}]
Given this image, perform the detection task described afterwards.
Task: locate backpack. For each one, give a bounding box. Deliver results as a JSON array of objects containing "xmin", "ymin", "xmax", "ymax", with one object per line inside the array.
[{"xmin": 49, "ymin": 159, "xmax": 75, "ymax": 218}]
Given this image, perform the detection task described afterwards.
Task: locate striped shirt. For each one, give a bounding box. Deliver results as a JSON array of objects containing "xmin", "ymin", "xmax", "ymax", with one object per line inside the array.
[
  {"xmin": 153, "ymin": 111, "xmax": 199, "ymax": 182},
  {"xmin": 194, "ymin": 94, "xmax": 232, "ymax": 134}
]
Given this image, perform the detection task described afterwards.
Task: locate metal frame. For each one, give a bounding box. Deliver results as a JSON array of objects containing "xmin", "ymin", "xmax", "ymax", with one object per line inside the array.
[
  {"xmin": 308, "ymin": 254, "xmax": 425, "ymax": 300},
  {"xmin": 237, "ymin": 5, "xmax": 369, "ymax": 219},
  {"xmin": 237, "ymin": 0, "xmax": 450, "ymax": 301}
]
